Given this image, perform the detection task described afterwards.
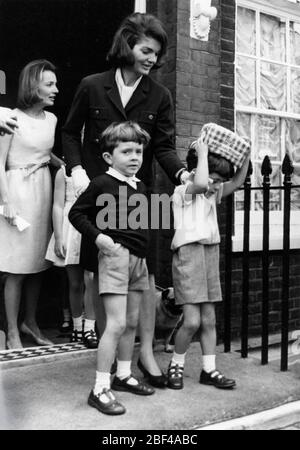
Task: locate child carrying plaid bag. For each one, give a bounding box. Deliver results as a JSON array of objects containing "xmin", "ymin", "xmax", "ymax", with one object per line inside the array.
[{"xmin": 166, "ymin": 130, "xmax": 251, "ymax": 391}]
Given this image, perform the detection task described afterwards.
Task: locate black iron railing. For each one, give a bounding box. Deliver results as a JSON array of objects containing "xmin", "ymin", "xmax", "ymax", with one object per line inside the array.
[{"xmin": 224, "ymin": 154, "xmax": 300, "ymax": 371}]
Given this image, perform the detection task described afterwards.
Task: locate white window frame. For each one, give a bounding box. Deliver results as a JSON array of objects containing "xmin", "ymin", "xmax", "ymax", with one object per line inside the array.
[
  {"xmin": 134, "ymin": 0, "xmax": 146, "ymax": 13},
  {"xmin": 234, "ymin": 0, "xmax": 300, "ymax": 251}
]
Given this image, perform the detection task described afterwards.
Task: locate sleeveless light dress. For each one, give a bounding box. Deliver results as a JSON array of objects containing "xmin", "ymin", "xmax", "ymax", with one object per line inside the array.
[{"xmin": 0, "ymin": 109, "xmax": 56, "ymax": 274}]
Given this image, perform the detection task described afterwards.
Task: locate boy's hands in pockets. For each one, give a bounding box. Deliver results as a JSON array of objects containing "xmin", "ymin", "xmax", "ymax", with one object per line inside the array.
[{"xmin": 95, "ymin": 234, "xmax": 121, "ymax": 255}]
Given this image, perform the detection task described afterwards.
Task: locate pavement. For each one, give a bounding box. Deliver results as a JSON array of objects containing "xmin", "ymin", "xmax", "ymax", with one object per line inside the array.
[{"xmin": 0, "ymin": 336, "xmax": 300, "ymax": 430}]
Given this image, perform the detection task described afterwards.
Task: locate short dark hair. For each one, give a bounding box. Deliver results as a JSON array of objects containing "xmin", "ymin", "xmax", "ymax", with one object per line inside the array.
[
  {"xmin": 100, "ymin": 121, "xmax": 150, "ymax": 155},
  {"xmin": 187, "ymin": 142, "xmax": 235, "ymax": 179},
  {"xmin": 17, "ymin": 59, "xmax": 56, "ymax": 110},
  {"xmin": 107, "ymin": 13, "xmax": 168, "ymax": 69}
]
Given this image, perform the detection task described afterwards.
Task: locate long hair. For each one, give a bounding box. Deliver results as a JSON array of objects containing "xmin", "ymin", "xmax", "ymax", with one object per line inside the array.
[
  {"xmin": 17, "ymin": 59, "xmax": 56, "ymax": 110},
  {"xmin": 107, "ymin": 13, "xmax": 168, "ymax": 69}
]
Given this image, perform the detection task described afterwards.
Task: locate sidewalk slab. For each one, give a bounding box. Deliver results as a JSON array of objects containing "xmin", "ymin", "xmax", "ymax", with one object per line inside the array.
[
  {"xmin": 197, "ymin": 401, "xmax": 300, "ymax": 430},
  {"xmin": 1, "ymin": 342, "xmax": 300, "ymax": 430}
]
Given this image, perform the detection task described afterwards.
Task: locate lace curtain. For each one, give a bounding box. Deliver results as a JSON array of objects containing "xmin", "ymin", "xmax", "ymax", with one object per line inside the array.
[{"xmin": 236, "ymin": 7, "xmax": 300, "ymax": 210}]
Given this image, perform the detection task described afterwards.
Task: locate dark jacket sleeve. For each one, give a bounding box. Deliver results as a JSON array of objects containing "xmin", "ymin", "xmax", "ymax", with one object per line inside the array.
[
  {"xmin": 152, "ymin": 87, "xmax": 185, "ymax": 185},
  {"xmin": 68, "ymin": 179, "xmax": 101, "ymax": 243},
  {"xmin": 62, "ymin": 78, "xmax": 89, "ymax": 172}
]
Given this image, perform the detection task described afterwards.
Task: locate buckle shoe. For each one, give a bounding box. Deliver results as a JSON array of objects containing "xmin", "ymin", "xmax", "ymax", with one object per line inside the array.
[
  {"xmin": 167, "ymin": 363, "xmax": 184, "ymax": 390},
  {"xmin": 83, "ymin": 329, "xmax": 98, "ymax": 349},
  {"xmin": 70, "ymin": 329, "xmax": 83, "ymax": 343},
  {"xmin": 111, "ymin": 375, "xmax": 155, "ymax": 396},
  {"xmin": 200, "ymin": 370, "xmax": 236, "ymax": 389},
  {"xmin": 88, "ymin": 389, "xmax": 126, "ymax": 415}
]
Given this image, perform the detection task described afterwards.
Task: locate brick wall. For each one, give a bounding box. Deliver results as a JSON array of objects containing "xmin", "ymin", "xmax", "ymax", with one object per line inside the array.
[{"xmin": 151, "ymin": 0, "xmax": 222, "ymax": 287}]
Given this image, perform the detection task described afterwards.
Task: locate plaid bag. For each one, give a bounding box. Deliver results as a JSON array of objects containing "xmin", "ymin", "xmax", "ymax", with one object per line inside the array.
[{"xmin": 200, "ymin": 123, "xmax": 251, "ymax": 168}]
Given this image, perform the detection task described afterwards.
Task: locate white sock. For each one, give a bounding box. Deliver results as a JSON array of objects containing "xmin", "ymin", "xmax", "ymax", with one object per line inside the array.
[
  {"xmin": 116, "ymin": 360, "xmax": 138, "ymax": 385},
  {"xmin": 171, "ymin": 351, "xmax": 186, "ymax": 367},
  {"xmin": 94, "ymin": 371, "xmax": 111, "ymax": 397},
  {"xmin": 63, "ymin": 308, "xmax": 70, "ymax": 321},
  {"xmin": 202, "ymin": 355, "xmax": 216, "ymax": 373},
  {"xmin": 72, "ymin": 315, "xmax": 83, "ymax": 332},
  {"xmin": 84, "ymin": 319, "xmax": 95, "ymax": 333}
]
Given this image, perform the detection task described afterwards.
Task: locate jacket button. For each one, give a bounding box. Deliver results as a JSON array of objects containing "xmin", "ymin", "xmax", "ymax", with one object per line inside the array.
[
  {"xmin": 95, "ymin": 110, "xmax": 100, "ymax": 115},
  {"xmin": 94, "ymin": 138, "xmax": 100, "ymax": 143},
  {"xmin": 148, "ymin": 114, "xmax": 153, "ymax": 120}
]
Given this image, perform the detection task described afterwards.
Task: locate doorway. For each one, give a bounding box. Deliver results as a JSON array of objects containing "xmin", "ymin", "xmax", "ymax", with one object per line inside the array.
[{"xmin": 0, "ymin": 0, "xmax": 135, "ymax": 344}]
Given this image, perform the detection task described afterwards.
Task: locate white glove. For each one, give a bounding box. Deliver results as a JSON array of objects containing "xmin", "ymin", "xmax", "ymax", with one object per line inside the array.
[
  {"xmin": 180, "ymin": 170, "xmax": 190, "ymax": 184},
  {"xmin": 71, "ymin": 168, "xmax": 90, "ymax": 197},
  {"xmin": 95, "ymin": 234, "xmax": 120, "ymax": 255}
]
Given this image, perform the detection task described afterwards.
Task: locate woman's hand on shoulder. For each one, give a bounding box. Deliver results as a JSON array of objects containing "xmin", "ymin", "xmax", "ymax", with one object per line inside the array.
[{"xmin": 0, "ymin": 108, "xmax": 18, "ymax": 135}]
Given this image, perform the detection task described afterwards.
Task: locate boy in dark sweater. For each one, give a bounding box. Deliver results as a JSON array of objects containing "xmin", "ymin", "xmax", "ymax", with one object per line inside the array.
[{"xmin": 69, "ymin": 121, "xmax": 154, "ymax": 415}]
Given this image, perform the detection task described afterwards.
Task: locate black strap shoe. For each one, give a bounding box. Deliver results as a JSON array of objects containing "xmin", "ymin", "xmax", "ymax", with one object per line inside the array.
[
  {"xmin": 70, "ymin": 329, "xmax": 83, "ymax": 343},
  {"xmin": 111, "ymin": 375, "xmax": 155, "ymax": 396},
  {"xmin": 200, "ymin": 370, "xmax": 236, "ymax": 389},
  {"xmin": 88, "ymin": 389, "xmax": 126, "ymax": 415},
  {"xmin": 137, "ymin": 359, "xmax": 167, "ymax": 388},
  {"xmin": 167, "ymin": 363, "xmax": 184, "ymax": 390},
  {"xmin": 83, "ymin": 329, "xmax": 98, "ymax": 349}
]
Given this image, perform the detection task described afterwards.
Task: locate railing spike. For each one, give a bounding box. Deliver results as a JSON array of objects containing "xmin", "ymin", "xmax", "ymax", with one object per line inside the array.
[
  {"xmin": 261, "ymin": 155, "xmax": 272, "ymax": 176},
  {"xmin": 282, "ymin": 153, "xmax": 294, "ymax": 176}
]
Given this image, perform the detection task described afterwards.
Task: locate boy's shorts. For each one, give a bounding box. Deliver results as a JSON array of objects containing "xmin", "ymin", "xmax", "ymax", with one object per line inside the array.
[
  {"xmin": 98, "ymin": 244, "xmax": 149, "ymax": 295},
  {"xmin": 172, "ymin": 243, "xmax": 222, "ymax": 305}
]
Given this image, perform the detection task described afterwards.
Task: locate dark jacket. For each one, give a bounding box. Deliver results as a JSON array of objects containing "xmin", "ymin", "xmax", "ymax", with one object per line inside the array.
[{"xmin": 62, "ymin": 69, "xmax": 184, "ymax": 189}]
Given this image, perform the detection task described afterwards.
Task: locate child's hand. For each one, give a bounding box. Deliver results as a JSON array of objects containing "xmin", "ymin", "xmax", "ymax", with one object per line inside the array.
[
  {"xmin": 54, "ymin": 239, "xmax": 66, "ymax": 259},
  {"xmin": 196, "ymin": 135, "xmax": 208, "ymax": 157},
  {"xmin": 205, "ymin": 179, "xmax": 221, "ymax": 198},
  {"xmin": 95, "ymin": 234, "xmax": 120, "ymax": 255}
]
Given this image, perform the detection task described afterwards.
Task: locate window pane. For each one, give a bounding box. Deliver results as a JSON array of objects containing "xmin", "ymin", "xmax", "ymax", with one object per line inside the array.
[
  {"xmin": 255, "ymin": 116, "xmax": 281, "ymax": 161},
  {"xmin": 236, "ymin": 56, "xmax": 256, "ymax": 106},
  {"xmin": 261, "ymin": 62, "xmax": 286, "ymax": 110},
  {"xmin": 285, "ymin": 118, "xmax": 300, "ymax": 210},
  {"xmin": 237, "ymin": 6, "xmax": 256, "ymax": 55},
  {"xmin": 260, "ymin": 13, "xmax": 286, "ymax": 62},
  {"xmin": 291, "ymin": 69, "xmax": 300, "ymax": 113},
  {"xmin": 253, "ymin": 116, "xmax": 281, "ymax": 210},
  {"xmin": 290, "ymin": 21, "xmax": 300, "ymax": 66},
  {"xmin": 254, "ymin": 164, "xmax": 282, "ymax": 211},
  {"xmin": 236, "ymin": 112, "xmax": 251, "ymax": 138}
]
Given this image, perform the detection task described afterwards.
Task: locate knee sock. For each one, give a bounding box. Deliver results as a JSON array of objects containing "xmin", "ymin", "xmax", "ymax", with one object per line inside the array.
[
  {"xmin": 171, "ymin": 351, "xmax": 186, "ymax": 368},
  {"xmin": 202, "ymin": 355, "xmax": 216, "ymax": 373},
  {"xmin": 116, "ymin": 360, "xmax": 138, "ymax": 385},
  {"xmin": 84, "ymin": 319, "xmax": 95, "ymax": 333},
  {"xmin": 72, "ymin": 315, "xmax": 83, "ymax": 332},
  {"xmin": 94, "ymin": 371, "xmax": 111, "ymax": 397}
]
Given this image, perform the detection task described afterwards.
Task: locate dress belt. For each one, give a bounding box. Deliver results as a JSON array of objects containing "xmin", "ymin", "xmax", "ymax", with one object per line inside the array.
[{"xmin": 7, "ymin": 160, "xmax": 50, "ymax": 177}]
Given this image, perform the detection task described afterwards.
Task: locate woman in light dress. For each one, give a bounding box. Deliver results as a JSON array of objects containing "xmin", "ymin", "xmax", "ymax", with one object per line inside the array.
[{"xmin": 0, "ymin": 60, "xmax": 59, "ymax": 349}]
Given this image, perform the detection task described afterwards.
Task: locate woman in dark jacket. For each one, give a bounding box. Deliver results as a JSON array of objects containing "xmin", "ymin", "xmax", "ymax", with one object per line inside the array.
[{"xmin": 62, "ymin": 12, "xmax": 189, "ymax": 389}]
